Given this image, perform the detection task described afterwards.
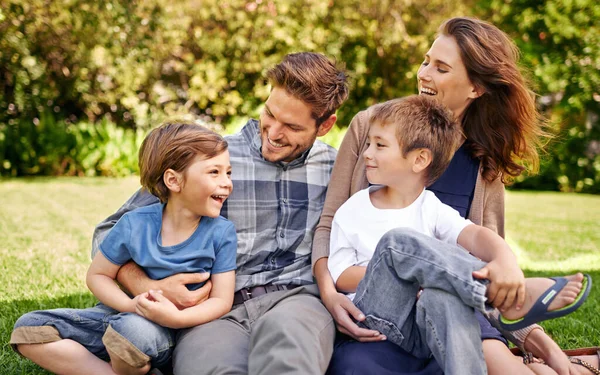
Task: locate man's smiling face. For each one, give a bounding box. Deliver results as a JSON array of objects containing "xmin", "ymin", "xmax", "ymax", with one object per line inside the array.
[{"xmin": 258, "ymin": 87, "xmax": 321, "ymax": 163}]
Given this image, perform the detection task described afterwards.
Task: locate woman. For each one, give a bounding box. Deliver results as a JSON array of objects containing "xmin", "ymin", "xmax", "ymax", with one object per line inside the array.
[{"xmin": 312, "ymin": 17, "xmax": 599, "ymax": 374}]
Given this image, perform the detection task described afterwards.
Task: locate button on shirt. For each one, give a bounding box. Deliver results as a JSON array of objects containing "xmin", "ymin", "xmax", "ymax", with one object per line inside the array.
[{"xmin": 219, "ymin": 119, "xmax": 336, "ymax": 291}]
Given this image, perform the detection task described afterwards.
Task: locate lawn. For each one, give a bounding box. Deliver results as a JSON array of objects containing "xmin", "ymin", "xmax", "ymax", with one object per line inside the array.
[{"xmin": 1, "ymin": 178, "xmax": 599, "ymax": 374}]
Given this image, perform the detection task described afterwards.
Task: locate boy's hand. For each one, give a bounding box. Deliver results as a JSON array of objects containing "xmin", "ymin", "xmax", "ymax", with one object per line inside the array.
[
  {"xmin": 473, "ymin": 256, "xmax": 525, "ymax": 311},
  {"xmin": 135, "ymin": 290, "xmax": 182, "ymax": 328},
  {"xmin": 155, "ymin": 273, "xmax": 212, "ymax": 310}
]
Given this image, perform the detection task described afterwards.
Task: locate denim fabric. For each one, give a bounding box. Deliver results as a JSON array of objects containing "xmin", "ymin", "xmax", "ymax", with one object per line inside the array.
[
  {"xmin": 12, "ymin": 303, "xmax": 175, "ymax": 367},
  {"xmin": 353, "ymin": 227, "xmax": 489, "ymax": 374}
]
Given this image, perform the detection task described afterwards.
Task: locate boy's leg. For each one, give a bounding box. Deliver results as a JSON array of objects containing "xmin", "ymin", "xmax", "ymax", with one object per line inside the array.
[
  {"xmin": 416, "ymin": 289, "xmax": 487, "ymax": 374},
  {"xmin": 371, "ymin": 227, "xmax": 488, "ymax": 308},
  {"xmin": 10, "ymin": 305, "xmax": 116, "ymax": 374},
  {"xmin": 104, "ymin": 312, "xmax": 175, "ymax": 373},
  {"xmin": 17, "ymin": 340, "xmax": 115, "ymax": 375}
]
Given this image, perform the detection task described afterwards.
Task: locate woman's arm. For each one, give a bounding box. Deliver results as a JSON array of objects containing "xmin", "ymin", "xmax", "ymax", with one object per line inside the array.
[
  {"xmin": 312, "ymin": 110, "xmax": 370, "ymax": 270},
  {"xmin": 136, "ymin": 271, "xmax": 235, "ymax": 329},
  {"xmin": 313, "ymin": 109, "xmax": 382, "ymax": 342},
  {"xmin": 87, "ymin": 253, "xmax": 136, "ymax": 313}
]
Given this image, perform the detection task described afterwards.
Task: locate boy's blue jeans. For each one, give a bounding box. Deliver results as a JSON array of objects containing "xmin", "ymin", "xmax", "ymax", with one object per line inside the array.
[
  {"xmin": 11, "ymin": 303, "xmax": 175, "ymax": 368},
  {"xmin": 354, "ymin": 228, "xmax": 489, "ymax": 375}
]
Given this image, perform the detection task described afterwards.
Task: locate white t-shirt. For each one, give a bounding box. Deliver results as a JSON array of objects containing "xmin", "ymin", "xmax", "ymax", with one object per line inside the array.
[{"xmin": 328, "ymin": 186, "xmax": 472, "ymax": 300}]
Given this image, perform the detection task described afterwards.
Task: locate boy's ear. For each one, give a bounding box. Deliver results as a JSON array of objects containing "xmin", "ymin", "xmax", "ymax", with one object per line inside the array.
[
  {"xmin": 412, "ymin": 149, "xmax": 432, "ymax": 173},
  {"xmin": 316, "ymin": 114, "xmax": 337, "ymax": 137},
  {"xmin": 163, "ymin": 169, "xmax": 183, "ymax": 193}
]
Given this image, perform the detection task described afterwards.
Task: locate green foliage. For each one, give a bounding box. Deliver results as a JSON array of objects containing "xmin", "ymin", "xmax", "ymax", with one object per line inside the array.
[
  {"xmin": 476, "ymin": 0, "xmax": 600, "ymax": 192},
  {"xmin": 0, "ymin": 114, "xmax": 143, "ymax": 176},
  {"xmin": 1, "ymin": 0, "xmax": 599, "ymax": 191}
]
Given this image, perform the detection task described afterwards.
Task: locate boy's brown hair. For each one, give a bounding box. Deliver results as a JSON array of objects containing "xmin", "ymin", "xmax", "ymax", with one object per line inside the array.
[
  {"xmin": 139, "ymin": 122, "xmax": 228, "ymax": 203},
  {"xmin": 370, "ymin": 95, "xmax": 460, "ymax": 186},
  {"xmin": 266, "ymin": 52, "xmax": 350, "ymax": 125}
]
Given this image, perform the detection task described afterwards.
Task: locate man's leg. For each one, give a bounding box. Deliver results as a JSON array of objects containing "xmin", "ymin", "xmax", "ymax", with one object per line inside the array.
[
  {"xmin": 248, "ymin": 285, "xmax": 336, "ymax": 375},
  {"xmin": 173, "ymin": 307, "xmax": 250, "ymax": 375},
  {"xmin": 416, "ymin": 288, "xmax": 487, "ymax": 375}
]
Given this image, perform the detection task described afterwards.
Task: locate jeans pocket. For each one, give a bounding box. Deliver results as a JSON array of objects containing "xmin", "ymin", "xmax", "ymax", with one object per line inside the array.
[{"xmin": 361, "ymin": 314, "xmax": 404, "ymax": 345}]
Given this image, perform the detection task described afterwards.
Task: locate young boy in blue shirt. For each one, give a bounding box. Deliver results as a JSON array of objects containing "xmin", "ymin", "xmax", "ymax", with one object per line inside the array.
[
  {"xmin": 328, "ymin": 95, "xmax": 591, "ymax": 374},
  {"xmin": 11, "ymin": 122, "xmax": 237, "ymax": 375}
]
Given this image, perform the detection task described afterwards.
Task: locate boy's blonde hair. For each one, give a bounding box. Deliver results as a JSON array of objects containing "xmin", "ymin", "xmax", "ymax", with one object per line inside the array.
[
  {"xmin": 370, "ymin": 95, "xmax": 460, "ymax": 186},
  {"xmin": 139, "ymin": 122, "xmax": 228, "ymax": 203}
]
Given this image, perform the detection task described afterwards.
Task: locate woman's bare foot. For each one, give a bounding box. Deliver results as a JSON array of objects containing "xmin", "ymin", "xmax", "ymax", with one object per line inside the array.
[{"xmin": 501, "ymin": 273, "xmax": 584, "ymax": 321}]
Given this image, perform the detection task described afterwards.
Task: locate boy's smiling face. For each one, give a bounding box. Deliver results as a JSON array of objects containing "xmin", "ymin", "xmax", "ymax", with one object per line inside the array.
[
  {"xmin": 179, "ymin": 150, "xmax": 233, "ymax": 218},
  {"xmin": 363, "ymin": 122, "xmax": 420, "ymax": 187}
]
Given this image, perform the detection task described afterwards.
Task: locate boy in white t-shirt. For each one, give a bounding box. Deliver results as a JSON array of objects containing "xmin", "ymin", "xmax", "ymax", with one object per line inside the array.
[{"xmin": 328, "ymin": 95, "xmax": 590, "ymax": 374}]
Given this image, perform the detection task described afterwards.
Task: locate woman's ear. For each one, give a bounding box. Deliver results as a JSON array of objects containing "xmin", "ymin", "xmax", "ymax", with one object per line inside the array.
[
  {"xmin": 413, "ymin": 149, "xmax": 432, "ymax": 174},
  {"xmin": 163, "ymin": 169, "xmax": 183, "ymax": 193}
]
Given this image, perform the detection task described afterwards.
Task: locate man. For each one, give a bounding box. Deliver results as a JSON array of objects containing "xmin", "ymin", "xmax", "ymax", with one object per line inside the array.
[{"xmin": 92, "ymin": 52, "xmax": 349, "ymax": 374}]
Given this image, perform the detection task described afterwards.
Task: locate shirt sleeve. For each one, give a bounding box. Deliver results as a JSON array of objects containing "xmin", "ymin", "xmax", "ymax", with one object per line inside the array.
[
  {"xmin": 211, "ymin": 221, "xmax": 238, "ymax": 274},
  {"xmin": 432, "ymin": 198, "xmax": 473, "ymax": 245},
  {"xmin": 327, "ymin": 217, "xmax": 359, "ymax": 284},
  {"xmin": 98, "ymin": 215, "xmax": 133, "ymax": 266},
  {"xmin": 92, "ymin": 188, "xmax": 159, "ymax": 259}
]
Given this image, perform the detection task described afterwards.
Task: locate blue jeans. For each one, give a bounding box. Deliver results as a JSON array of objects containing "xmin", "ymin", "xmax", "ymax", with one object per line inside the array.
[
  {"xmin": 353, "ymin": 228, "xmax": 489, "ymax": 375},
  {"xmin": 11, "ymin": 303, "xmax": 175, "ymax": 368}
]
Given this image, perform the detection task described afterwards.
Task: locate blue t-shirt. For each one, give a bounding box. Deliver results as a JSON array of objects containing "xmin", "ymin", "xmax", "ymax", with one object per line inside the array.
[{"xmin": 99, "ymin": 203, "xmax": 237, "ymax": 290}]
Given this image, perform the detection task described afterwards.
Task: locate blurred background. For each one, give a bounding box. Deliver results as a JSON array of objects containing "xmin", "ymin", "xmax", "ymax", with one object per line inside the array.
[{"xmin": 1, "ymin": 0, "xmax": 599, "ymax": 192}]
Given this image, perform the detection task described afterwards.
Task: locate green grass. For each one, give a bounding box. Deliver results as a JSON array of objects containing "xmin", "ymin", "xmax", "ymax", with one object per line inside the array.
[{"xmin": 1, "ymin": 179, "xmax": 599, "ymax": 374}]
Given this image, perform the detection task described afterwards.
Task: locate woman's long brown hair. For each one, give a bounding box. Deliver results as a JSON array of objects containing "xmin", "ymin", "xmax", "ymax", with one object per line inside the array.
[{"xmin": 440, "ymin": 17, "xmax": 549, "ymax": 183}]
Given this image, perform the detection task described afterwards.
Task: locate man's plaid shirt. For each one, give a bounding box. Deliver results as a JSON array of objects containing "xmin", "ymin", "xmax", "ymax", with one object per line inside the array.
[{"xmin": 92, "ymin": 119, "xmax": 337, "ymax": 291}]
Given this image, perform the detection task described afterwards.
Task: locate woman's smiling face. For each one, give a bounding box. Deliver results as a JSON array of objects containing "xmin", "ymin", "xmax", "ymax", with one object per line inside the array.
[{"xmin": 417, "ymin": 34, "xmax": 481, "ymax": 121}]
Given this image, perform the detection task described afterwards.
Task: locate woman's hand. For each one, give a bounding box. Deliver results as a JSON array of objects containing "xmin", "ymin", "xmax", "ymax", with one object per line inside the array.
[{"xmin": 320, "ymin": 289, "xmax": 385, "ymax": 342}]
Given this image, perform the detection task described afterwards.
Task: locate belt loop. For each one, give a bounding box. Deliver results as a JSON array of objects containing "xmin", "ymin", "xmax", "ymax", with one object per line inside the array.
[{"xmin": 241, "ymin": 288, "xmax": 252, "ymax": 300}]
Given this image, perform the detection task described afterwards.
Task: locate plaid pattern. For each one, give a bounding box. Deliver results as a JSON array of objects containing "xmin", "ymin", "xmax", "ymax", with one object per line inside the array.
[{"xmin": 92, "ymin": 119, "xmax": 336, "ymax": 291}]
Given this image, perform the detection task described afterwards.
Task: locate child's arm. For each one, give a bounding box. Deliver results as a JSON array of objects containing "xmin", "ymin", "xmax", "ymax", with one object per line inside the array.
[
  {"xmin": 86, "ymin": 252, "xmax": 136, "ymax": 313},
  {"xmin": 457, "ymin": 224, "xmax": 525, "ymax": 310},
  {"xmin": 336, "ymin": 266, "xmax": 367, "ymax": 293},
  {"xmin": 135, "ymin": 270, "xmax": 235, "ymax": 329}
]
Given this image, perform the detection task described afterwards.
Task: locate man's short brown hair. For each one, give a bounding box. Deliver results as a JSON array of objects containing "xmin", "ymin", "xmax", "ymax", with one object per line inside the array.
[
  {"xmin": 370, "ymin": 95, "xmax": 460, "ymax": 186},
  {"xmin": 138, "ymin": 122, "xmax": 228, "ymax": 203},
  {"xmin": 266, "ymin": 52, "xmax": 349, "ymax": 125}
]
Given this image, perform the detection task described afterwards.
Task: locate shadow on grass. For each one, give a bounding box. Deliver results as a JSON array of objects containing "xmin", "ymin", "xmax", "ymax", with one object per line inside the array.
[{"xmin": 1, "ymin": 293, "xmax": 97, "ymax": 375}]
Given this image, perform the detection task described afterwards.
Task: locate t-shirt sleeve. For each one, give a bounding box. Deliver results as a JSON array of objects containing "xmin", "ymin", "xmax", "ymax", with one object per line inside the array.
[
  {"xmin": 211, "ymin": 221, "xmax": 237, "ymax": 274},
  {"xmin": 327, "ymin": 216, "xmax": 358, "ymax": 284},
  {"xmin": 431, "ymin": 198, "xmax": 473, "ymax": 245},
  {"xmin": 98, "ymin": 215, "xmax": 133, "ymax": 266}
]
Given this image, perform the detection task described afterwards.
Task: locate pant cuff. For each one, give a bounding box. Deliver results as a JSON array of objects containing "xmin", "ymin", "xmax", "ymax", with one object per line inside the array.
[
  {"xmin": 10, "ymin": 326, "xmax": 62, "ymax": 356},
  {"xmin": 102, "ymin": 325, "xmax": 151, "ymax": 368}
]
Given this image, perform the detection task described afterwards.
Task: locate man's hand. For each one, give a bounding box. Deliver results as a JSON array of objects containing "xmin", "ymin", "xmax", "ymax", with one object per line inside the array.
[
  {"xmin": 135, "ymin": 290, "xmax": 182, "ymax": 328},
  {"xmin": 321, "ymin": 289, "xmax": 385, "ymax": 342},
  {"xmin": 473, "ymin": 256, "xmax": 525, "ymax": 311},
  {"xmin": 155, "ymin": 273, "xmax": 212, "ymax": 310}
]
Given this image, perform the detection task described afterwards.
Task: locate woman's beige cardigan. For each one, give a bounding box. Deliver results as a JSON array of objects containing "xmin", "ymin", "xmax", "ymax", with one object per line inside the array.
[{"xmin": 312, "ymin": 108, "xmax": 538, "ymax": 348}]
